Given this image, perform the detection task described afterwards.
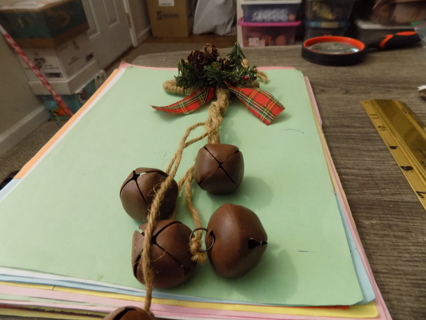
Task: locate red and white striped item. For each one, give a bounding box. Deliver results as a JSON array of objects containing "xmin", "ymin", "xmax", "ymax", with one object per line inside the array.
[{"xmin": 0, "ymin": 24, "xmax": 73, "ymax": 118}]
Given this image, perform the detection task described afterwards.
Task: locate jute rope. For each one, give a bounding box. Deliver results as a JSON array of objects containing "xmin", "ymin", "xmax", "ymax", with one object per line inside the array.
[
  {"xmin": 141, "ymin": 58, "xmax": 264, "ymax": 316},
  {"xmin": 205, "ymin": 88, "xmax": 230, "ymax": 144},
  {"xmin": 163, "ymin": 79, "xmax": 194, "ymax": 95},
  {"xmin": 140, "ymin": 88, "xmax": 230, "ymax": 313}
]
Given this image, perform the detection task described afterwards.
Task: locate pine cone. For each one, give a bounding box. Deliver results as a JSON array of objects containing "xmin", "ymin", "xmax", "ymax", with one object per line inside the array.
[
  {"xmin": 187, "ymin": 50, "xmax": 207, "ymax": 71},
  {"xmin": 204, "ymin": 43, "xmax": 219, "ymax": 63},
  {"xmin": 220, "ymin": 58, "xmax": 232, "ymax": 70}
]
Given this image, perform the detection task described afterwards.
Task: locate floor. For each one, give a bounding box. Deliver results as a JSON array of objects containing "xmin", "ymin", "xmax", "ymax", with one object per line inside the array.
[
  {"xmin": 106, "ymin": 33, "xmax": 237, "ymax": 74},
  {"xmin": 0, "ymin": 33, "xmax": 237, "ymax": 186},
  {"xmin": 144, "ymin": 33, "xmax": 237, "ymax": 47}
]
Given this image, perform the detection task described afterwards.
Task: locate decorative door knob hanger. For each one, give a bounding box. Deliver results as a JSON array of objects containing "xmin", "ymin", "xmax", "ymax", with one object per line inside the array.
[{"xmin": 108, "ymin": 43, "xmax": 284, "ymax": 320}]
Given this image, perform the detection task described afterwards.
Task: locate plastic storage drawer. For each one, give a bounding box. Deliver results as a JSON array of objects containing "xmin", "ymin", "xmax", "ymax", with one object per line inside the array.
[
  {"xmin": 238, "ymin": 18, "xmax": 301, "ymax": 47},
  {"xmin": 241, "ymin": 0, "xmax": 301, "ymax": 22}
]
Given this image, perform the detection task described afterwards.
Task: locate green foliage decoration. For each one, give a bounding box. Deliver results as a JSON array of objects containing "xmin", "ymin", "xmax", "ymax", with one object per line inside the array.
[{"xmin": 175, "ymin": 43, "xmax": 258, "ymax": 90}]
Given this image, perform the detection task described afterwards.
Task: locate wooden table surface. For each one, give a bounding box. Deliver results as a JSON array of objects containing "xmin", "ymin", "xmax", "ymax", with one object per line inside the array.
[{"xmin": 3, "ymin": 44, "xmax": 426, "ymax": 320}]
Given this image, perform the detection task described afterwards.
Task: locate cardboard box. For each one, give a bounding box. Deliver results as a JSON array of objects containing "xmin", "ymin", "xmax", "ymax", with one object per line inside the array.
[
  {"xmin": 19, "ymin": 33, "xmax": 95, "ymax": 81},
  {"xmin": 147, "ymin": 0, "xmax": 196, "ymax": 37},
  {"xmin": 0, "ymin": 0, "xmax": 89, "ymax": 48},
  {"xmin": 41, "ymin": 70, "xmax": 106, "ymax": 120},
  {"xmin": 28, "ymin": 59, "xmax": 100, "ymax": 95}
]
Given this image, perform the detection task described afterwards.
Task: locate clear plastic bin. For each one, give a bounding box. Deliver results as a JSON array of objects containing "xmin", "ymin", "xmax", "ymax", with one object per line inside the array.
[
  {"xmin": 304, "ymin": 0, "xmax": 355, "ymax": 21},
  {"xmin": 304, "ymin": 20, "xmax": 349, "ymax": 39},
  {"xmin": 241, "ymin": 0, "xmax": 301, "ymax": 22},
  {"xmin": 355, "ymin": 19, "xmax": 414, "ymax": 44},
  {"xmin": 238, "ymin": 18, "xmax": 301, "ymax": 47}
]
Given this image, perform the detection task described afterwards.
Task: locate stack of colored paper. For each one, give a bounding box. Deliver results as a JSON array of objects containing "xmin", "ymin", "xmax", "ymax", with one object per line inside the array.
[{"xmin": 0, "ymin": 65, "xmax": 391, "ymax": 319}]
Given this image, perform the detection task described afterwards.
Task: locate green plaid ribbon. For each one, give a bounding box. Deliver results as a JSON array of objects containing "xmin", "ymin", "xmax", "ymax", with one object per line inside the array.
[{"xmin": 153, "ymin": 84, "xmax": 284, "ymax": 125}]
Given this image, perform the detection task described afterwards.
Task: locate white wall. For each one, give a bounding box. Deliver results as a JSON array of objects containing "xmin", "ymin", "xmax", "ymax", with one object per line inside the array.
[
  {"xmin": 0, "ymin": 36, "xmax": 49, "ymax": 155},
  {"xmin": 0, "ymin": 0, "xmax": 150, "ymax": 155}
]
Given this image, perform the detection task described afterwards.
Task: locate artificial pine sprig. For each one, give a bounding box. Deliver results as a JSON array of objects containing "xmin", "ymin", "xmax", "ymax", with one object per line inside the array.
[
  {"xmin": 227, "ymin": 41, "xmax": 246, "ymax": 65},
  {"xmin": 175, "ymin": 43, "xmax": 258, "ymax": 90}
]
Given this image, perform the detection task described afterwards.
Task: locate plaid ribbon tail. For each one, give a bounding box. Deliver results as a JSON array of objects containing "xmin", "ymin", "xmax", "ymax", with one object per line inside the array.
[
  {"xmin": 152, "ymin": 87, "xmax": 216, "ymax": 114},
  {"xmin": 226, "ymin": 83, "xmax": 285, "ymax": 125}
]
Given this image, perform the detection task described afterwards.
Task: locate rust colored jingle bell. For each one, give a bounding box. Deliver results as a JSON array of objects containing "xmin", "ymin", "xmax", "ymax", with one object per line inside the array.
[
  {"xmin": 120, "ymin": 168, "xmax": 178, "ymax": 222},
  {"xmin": 103, "ymin": 306, "xmax": 155, "ymax": 320},
  {"xmin": 206, "ymin": 203, "xmax": 268, "ymax": 278},
  {"xmin": 132, "ymin": 219, "xmax": 197, "ymax": 289},
  {"xmin": 194, "ymin": 144, "xmax": 244, "ymax": 194}
]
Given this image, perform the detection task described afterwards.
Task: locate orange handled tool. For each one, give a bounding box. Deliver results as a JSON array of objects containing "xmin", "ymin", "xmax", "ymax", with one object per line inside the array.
[
  {"xmin": 373, "ymin": 31, "xmax": 421, "ymax": 50},
  {"xmin": 302, "ymin": 32, "xmax": 421, "ymax": 66}
]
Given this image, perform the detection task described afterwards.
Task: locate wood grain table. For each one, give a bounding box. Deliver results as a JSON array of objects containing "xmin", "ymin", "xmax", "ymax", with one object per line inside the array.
[{"xmin": 3, "ymin": 44, "xmax": 425, "ymax": 320}]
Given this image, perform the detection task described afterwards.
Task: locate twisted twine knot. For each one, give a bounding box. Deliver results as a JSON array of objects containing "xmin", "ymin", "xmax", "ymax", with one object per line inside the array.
[{"xmin": 206, "ymin": 88, "xmax": 230, "ymax": 144}]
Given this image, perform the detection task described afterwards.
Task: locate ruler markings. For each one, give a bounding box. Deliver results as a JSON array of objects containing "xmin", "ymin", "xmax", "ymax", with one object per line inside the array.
[{"xmin": 361, "ymin": 100, "xmax": 426, "ymax": 210}]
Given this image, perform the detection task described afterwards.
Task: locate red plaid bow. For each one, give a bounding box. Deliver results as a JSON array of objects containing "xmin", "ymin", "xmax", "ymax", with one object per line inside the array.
[{"xmin": 152, "ymin": 84, "xmax": 284, "ymax": 125}]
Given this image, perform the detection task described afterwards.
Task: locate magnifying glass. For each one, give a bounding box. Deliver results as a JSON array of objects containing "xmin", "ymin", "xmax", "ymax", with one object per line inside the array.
[{"xmin": 302, "ymin": 31, "xmax": 421, "ymax": 66}]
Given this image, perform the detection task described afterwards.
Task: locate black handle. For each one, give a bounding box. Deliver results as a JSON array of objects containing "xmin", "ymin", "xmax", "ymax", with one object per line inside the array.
[{"xmin": 367, "ymin": 31, "xmax": 421, "ymax": 50}]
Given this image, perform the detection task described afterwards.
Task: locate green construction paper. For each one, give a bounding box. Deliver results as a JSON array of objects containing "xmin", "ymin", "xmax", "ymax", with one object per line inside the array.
[{"xmin": 0, "ymin": 66, "xmax": 362, "ymax": 306}]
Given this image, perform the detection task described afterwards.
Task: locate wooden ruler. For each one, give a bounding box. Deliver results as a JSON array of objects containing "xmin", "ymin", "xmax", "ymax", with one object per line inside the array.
[{"xmin": 361, "ymin": 99, "xmax": 426, "ymax": 210}]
